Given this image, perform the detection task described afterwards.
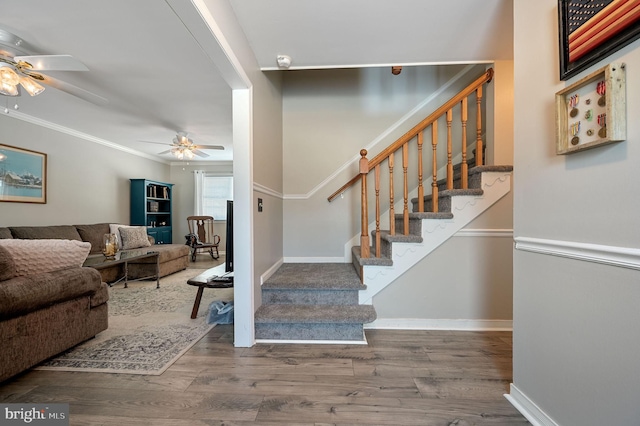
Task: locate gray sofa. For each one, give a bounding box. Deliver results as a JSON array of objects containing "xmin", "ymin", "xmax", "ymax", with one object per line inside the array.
[
  {"xmin": 0, "ymin": 245, "xmax": 108, "ymax": 383},
  {"xmin": 1, "ymin": 224, "xmax": 190, "ymax": 283},
  {"xmin": 0, "ymin": 223, "xmax": 190, "ymax": 383}
]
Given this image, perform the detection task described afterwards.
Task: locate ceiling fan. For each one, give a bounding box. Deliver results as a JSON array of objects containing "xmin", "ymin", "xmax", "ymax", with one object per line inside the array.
[
  {"xmin": 0, "ymin": 28, "xmax": 107, "ymax": 105},
  {"xmin": 142, "ymin": 132, "xmax": 224, "ymax": 159}
]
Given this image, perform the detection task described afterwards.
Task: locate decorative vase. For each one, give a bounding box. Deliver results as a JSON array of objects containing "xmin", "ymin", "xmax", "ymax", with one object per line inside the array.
[{"xmin": 103, "ymin": 233, "xmax": 119, "ymax": 259}]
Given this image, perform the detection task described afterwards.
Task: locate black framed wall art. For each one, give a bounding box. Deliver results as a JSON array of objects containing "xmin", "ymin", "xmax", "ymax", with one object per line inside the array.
[{"xmin": 558, "ymin": 0, "xmax": 640, "ymax": 80}]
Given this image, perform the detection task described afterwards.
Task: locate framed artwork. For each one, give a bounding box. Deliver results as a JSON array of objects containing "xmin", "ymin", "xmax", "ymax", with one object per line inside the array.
[
  {"xmin": 0, "ymin": 144, "xmax": 47, "ymax": 203},
  {"xmin": 555, "ymin": 62, "xmax": 626, "ymax": 154},
  {"xmin": 558, "ymin": 0, "xmax": 640, "ymax": 80}
]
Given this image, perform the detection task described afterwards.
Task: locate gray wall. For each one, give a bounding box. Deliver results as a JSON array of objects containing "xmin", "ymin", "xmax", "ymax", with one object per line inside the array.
[
  {"xmin": 282, "ymin": 64, "xmax": 487, "ymax": 257},
  {"xmin": 513, "ymin": 2, "xmax": 640, "ymax": 425},
  {"xmin": 0, "ymin": 114, "xmax": 168, "ymax": 227}
]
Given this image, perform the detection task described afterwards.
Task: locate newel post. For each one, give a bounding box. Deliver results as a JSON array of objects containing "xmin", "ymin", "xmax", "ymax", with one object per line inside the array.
[{"xmin": 359, "ymin": 149, "xmax": 370, "ymax": 259}]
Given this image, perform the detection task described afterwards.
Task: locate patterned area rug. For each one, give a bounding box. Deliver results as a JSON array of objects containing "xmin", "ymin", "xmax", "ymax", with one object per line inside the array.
[{"xmin": 36, "ymin": 268, "xmax": 233, "ymax": 375}]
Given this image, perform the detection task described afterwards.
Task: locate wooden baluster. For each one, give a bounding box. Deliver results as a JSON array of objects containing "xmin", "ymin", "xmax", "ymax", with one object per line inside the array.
[
  {"xmin": 375, "ymin": 164, "xmax": 381, "ymax": 258},
  {"xmin": 402, "ymin": 143, "xmax": 409, "ymax": 235},
  {"xmin": 431, "ymin": 121, "xmax": 439, "ymax": 212},
  {"xmin": 388, "ymin": 153, "xmax": 395, "ymax": 236},
  {"xmin": 446, "ymin": 109, "xmax": 453, "ymax": 190},
  {"xmin": 417, "ymin": 132, "xmax": 424, "ymax": 213},
  {"xmin": 359, "ymin": 149, "xmax": 370, "ymax": 258},
  {"xmin": 461, "ymin": 98, "xmax": 468, "ymax": 189},
  {"xmin": 476, "ymin": 85, "xmax": 483, "ymax": 167}
]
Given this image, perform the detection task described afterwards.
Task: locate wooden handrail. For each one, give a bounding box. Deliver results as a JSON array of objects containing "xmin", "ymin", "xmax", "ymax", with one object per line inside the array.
[{"xmin": 327, "ymin": 67, "xmax": 493, "ymax": 202}]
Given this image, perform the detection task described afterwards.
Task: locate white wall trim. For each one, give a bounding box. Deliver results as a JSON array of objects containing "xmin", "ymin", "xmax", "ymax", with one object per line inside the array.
[
  {"xmin": 4, "ymin": 111, "xmax": 165, "ymax": 163},
  {"xmin": 260, "ymin": 258, "xmax": 284, "ymax": 285},
  {"xmin": 515, "ymin": 237, "xmax": 640, "ymax": 271},
  {"xmin": 455, "ymin": 228, "xmax": 513, "ymax": 238},
  {"xmin": 366, "ymin": 319, "xmax": 512, "ymax": 331},
  {"xmin": 283, "ymin": 64, "xmax": 480, "ymax": 200},
  {"xmin": 261, "ymin": 60, "xmax": 493, "ymax": 72},
  {"xmin": 254, "ymin": 182, "xmax": 284, "ymax": 199},
  {"xmin": 505, "ymin": 384, "xmax": 560, "ymax": 426},
  {"xmin": 283, "ymin": 256, "xmax": 347, "ymax": 263}
]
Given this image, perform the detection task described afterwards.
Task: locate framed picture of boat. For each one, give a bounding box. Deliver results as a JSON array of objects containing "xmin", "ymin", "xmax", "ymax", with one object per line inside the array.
[
  {"xmin": 0, "ymin": 144, "xmax": 47, "ymax": 204},
  {"xmin": 558, "ymin": 0, "xmax": 640, "ymax": 80}
]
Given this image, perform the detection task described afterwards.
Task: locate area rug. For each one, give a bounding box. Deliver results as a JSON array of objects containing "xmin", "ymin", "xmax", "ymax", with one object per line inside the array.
[{"xmin": 36, "ymin": 268, "xmax": 233, "ymax": 375}]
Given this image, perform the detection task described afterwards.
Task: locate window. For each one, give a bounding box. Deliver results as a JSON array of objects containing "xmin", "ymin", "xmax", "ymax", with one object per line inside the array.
[{"xmin": 202, "ymin": 176, "xmax": 233, "ymax": 220}]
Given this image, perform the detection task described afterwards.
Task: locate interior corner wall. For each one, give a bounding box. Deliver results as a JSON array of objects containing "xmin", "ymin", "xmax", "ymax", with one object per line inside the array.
[
  {"xmin": 251, "ymin": 71, "xmax": 284, "ymax": 298},
  {"xmin": 513, "ymin": 2, "xmax": 640, "ymax": 425},
  {"xmin": 0, "ymin": 114, "xmax": 169, "ymax": 226}
]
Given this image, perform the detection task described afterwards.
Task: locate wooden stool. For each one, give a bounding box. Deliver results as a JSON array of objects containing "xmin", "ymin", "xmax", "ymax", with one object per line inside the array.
[{"xmin": 186, "ymin": 265, "xmax": 233, "ymax": 319}]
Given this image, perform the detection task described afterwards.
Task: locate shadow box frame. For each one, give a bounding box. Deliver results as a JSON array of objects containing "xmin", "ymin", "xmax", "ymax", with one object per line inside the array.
[
  {"xmin": 558, "ymin": 0, "xmax": 640, "ymax": 81},
  {"xmin": 0, "ymin": 144, "xmax": 48, "ymax": 204},
  {"xmin": 555, "ymin": 62, "xmax": 627, "ymax": 155}
]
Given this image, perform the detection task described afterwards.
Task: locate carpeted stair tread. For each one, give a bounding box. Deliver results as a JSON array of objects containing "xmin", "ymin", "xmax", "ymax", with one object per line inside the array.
[
  {"xmin": 351, "ymin": 246, "xmax": 393, "ymax": 266},
  {"xmin": 469, "ymin": 165, "xmax": 513, "ymax": 175},
  {"xmin": 373, "ymin": 230, "xmax": 423, "ymax": 243},
  {"xmin": 397, "ymin": 212, "xmax": 454, "ymax": 220},
  {"xmin": 263, "ymin": 263, "xmax": 363, "ymax": 290},
  {"xmin": 412, "ymin": 188, "xmax": 484, "ymax": 204},
  {"xmin": 255, "ymin": 304, "xmax": 377, "ymax": 324}
]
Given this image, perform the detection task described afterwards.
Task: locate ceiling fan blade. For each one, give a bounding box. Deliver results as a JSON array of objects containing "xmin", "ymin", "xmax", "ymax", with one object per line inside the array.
[
  {"xmin": 39, "ymin": 74, "xmax": 108, "ymax": 106},
  {"xmin": 192, "ymin": 149, "xmax": 210, "ymax": 158},
  {"xmin": 196, "ymin": 145, "xmax": 224, "ymax": 150},
  {"xmin": 14, "ymin": 54, "xmax": 89, "ymax": 71},
  {"xmin": 158, "ymin": 149, "xmax": 172, "ymax": 155}
]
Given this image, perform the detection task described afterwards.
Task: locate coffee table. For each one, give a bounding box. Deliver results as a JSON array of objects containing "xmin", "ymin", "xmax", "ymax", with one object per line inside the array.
[{"xmin": 84, "ymin": 249, "xmax": 161, "ymax": 288}]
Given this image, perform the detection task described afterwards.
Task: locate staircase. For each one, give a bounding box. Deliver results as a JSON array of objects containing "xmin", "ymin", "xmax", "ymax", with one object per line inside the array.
[
  {"xmin": 255, "ymin": 164, "xmax": 513, "ymax": 343},
  {"xmin": 255, "ymin": 68, "xmax": 512, "ymax": 343}
]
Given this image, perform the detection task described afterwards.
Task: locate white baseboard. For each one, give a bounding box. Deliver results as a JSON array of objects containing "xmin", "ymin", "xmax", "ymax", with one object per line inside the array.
[
  {"xmin": 365, "ymin": 318, "xmax": 512, "ymax": 331},
  {"xmin": 505, "ymin": 384, "xmax": 560, "ymax": 426},
  {"xmin": 260, "ymin": 258, "xmax": 284, "ymax": 285}
]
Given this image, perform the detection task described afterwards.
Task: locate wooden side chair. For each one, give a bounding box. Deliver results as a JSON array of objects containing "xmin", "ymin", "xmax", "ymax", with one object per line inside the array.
[{"xmin": 186, "ymin": 216, "xmax": 220, "ymax": 261}]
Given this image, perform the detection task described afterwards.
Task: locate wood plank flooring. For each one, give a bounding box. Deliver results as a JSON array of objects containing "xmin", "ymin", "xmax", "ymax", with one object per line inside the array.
[
  {"xmin": 0, "ymin": 257, "xmax": 528, "ymax": 424},
  {"xmin": 0, "ymin": 326, "xmax": 528, "ymax": 425}
]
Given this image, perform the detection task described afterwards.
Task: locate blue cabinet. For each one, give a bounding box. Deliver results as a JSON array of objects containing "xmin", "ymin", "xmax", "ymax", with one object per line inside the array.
[{"xmin": 130, "ymin": 179, "xmax": 174, "ymax": 244}]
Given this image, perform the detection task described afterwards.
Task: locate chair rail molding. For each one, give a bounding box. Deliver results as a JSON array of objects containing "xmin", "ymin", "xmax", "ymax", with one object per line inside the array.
[{"xmin": 514, "ymin": 236, "xmax": 640, "ymax": 271}]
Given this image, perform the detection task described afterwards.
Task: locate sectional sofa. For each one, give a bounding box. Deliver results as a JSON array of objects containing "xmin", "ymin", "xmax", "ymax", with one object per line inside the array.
[{"xmin": 0, "ymin": 223, "xmax": 190, "ymax": 382}]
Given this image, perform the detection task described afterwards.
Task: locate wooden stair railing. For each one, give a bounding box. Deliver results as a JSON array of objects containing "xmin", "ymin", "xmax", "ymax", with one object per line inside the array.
[{"xmin": 328, "ymin": 68, "xmax": 494, "ymax": 260}]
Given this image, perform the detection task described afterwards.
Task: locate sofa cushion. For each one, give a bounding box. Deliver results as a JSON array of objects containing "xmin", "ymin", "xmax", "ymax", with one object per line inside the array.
[
  {"xmin": 0, "ymin": 267, "xmax": 102, "ymax": 320},
  {"xmin": 9, "ymin": 225, "xmax": 82, "ymax": 241},
  {"xmin": 0, "ymin": 239, "xmax": 91, "ymax": 278},
  {"xmin": 75, "ymin": 223, "xmax": 111, "ymax": 254},
  {"xmin": 119, "ymin": 226, "xmax": 152, "ymax": 250},
  {"xmin": 0, "ymin": 228, "xmax": 13, "ymax": 239},
  {"xmin": 109, "ymin": 224, "xmax": 135, "ymax": 249},
  {"xmin": 0, "ymin": 245, "xmax": 16, "ymax": 281}
]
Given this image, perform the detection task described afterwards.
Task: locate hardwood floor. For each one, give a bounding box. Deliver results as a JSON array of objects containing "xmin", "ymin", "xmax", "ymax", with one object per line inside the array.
[{"xmin": 0, "ymin": 256, "xmax": 529, "ymax": 425}]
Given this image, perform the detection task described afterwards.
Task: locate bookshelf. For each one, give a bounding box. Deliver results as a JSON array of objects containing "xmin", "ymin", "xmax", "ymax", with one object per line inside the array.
[{"xmin": 130, "ymin": 179, "xmax": 174, "ymax": 244}]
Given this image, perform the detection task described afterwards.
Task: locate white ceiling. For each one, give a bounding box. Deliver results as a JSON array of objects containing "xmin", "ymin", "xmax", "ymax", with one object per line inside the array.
[{"xmin": 0, "ymin": 0, "xmax": 513, "ymax": 163}]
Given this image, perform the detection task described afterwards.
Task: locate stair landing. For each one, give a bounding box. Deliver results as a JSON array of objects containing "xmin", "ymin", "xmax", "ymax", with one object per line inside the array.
[{"xmin": 255, "ymin": 263, "xmax": 376, "ymax": 343}]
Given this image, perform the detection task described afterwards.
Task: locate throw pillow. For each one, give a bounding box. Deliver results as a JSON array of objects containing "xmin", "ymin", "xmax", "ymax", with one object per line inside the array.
[
  {"xmin": 0, "ymin": 245, "xmax": 16, "ymax": 281},
  {"xmin": 0, "ymin": 239, "xmax": 91, "ymax": 278},
  {"xmin": 109, "ymin": 224, "xmax": 134, "ymax": 249},
  {"xmin": 75, "ymin": 223, "xmax": 111, "ymax": 254},
  {"xmin": 119, "ymin": 227, "xmax": 152, "ymax": 250}
]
